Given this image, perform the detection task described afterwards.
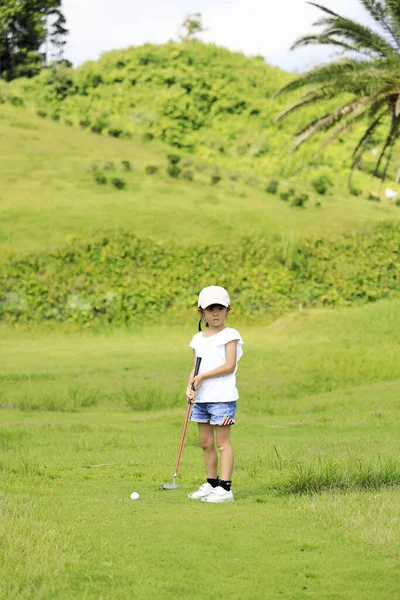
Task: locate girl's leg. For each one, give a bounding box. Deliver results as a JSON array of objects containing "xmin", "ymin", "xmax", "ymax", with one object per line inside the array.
[
  {"xmin": 198, "ymin": 423, "xmax": 218, "ymax": 479},
  {"xmin": 215, "ymin": 426, "xmax": 234, "ymax": 482}
]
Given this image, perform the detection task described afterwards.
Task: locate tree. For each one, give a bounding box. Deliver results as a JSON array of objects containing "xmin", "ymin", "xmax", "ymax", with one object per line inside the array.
[
  {"xmin": 274, "ymin": 1, "xmax": 400, "ymax": 185},
  {"xmin": 180, "ymin": 12, "xmax": 206, "ymax": 41},
  {"xmin": 49, "ymin": 8, "xmax": 68, "ymax": 63},
  {"xmin": 0, "ymin": 0, "xmax": 67, "ymax": 81}
]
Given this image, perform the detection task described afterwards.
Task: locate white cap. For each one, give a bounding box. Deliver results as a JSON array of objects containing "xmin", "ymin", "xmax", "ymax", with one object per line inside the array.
[{"xmin": 198, "ymin": 286, "xmax": 230, "ymax": 309}]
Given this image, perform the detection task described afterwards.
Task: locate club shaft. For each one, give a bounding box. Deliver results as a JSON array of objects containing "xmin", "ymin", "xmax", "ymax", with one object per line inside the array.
[{"xmin": 173, "ymin": 356, "xmax": 202, "ymax": 476}]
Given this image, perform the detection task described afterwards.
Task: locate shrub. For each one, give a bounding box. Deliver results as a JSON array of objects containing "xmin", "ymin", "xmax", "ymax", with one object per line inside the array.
[
  {"xmin": 292, "ymin": 194, "xmax": 309, "ymax": 208},
  {"xmin": 122, "ymin": 161, "xmax": 132, "ymax": 171},
  {"xmin": 182, "ymin": 158, "xmax": 193, "ymax": 167},
  {"xmin": 11, "ymin": 96, "xmax": 24, "ymax": 107},
  {"xmin": 313, "ymin": 174, "xmax": 333, "ymax": 195},
  {"xmin": 88, "ymin": 165, "xmax": 98, "ymax": 172},
  {"xmin": 182, "ymin": 171, "xmax": 194, "ymax": 181},
  {"xmin": 93, "ymin": 172, "xmax": 107, "ymax": 185},
  {"xmin": 79, "ymin": 119, "xmax": 90, "ymax": 129},
  {"xmin": 349, "ymin": 186, "xmax": 361, "ymax": 196},
  {"xmin": 211, "ymin": 174, "xmax": 221, "ymax": 185},
  {"xmin": 315, "ymin": 201, "xmax": 322, "ymax": 208},
  {"xmin": 103, "ymin": 162, "xmax": 115, "ymax": 170},
  {"xmin": 280, "ymin": 192, "xmax": 290, "ymax": 201},
  {"xmin": 37, "ymin": 110, "xmax": 47, "ymax": 118},
  {"xmin": 230, "ymin": 172, "xmax": 238, "ymax": 181},
  {"xmin": 167, "ymin": 154, "xmax": 181, "ymax": 165},
  {"xmin": 146, "ymin": 165, "xmax": 159, "ymax": 175},
  {"xmin": 367, "ymin": 192, "xmax": 380, "ymax": 202},
  {"xmin": 266, "ymin": 179, "xmax": 279, "ymax": 194},
  {"xmin": 108, "ymin": 128, "xmax": 123, "ymax": 138},
  {"xmin": 111, "ymin": 177, "xmax": 126, "ymax": 189},
  {"xmin": 167, "ymin": 165, "xmax": 181, "ymax": 178}
]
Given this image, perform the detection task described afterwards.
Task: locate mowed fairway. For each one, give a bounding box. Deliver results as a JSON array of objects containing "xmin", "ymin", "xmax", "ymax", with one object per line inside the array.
[{"xmin": 1, "ymin": 301, "xmax": 399, "ymax": 599}]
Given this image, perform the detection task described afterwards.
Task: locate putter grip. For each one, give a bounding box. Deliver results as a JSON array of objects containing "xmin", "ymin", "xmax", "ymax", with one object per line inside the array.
[{"xmin": 191, "ymin": 357, "xmax": 202, "ymax": 391}]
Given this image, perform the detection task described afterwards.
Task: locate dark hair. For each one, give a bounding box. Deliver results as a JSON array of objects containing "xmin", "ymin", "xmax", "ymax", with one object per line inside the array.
[{"xmin": 198, "ymin": 313, "xmax": 209, "ymax": 332}]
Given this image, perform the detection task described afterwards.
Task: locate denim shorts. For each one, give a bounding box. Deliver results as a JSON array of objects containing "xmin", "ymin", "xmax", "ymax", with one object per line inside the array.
[{"xmin": 190, "ymin": 401, "xmax": 236, "ymax": 426}]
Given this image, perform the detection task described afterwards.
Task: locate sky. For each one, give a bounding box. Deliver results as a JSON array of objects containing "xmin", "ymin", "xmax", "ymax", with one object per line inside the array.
[{"xmin": 62, "ymin": 0, "xmax": 371, "ymax": 72}]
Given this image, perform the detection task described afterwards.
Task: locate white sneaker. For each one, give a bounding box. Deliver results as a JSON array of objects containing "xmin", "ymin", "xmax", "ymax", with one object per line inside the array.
[
  {"xmin": 188, "ymin": 482, "xmax": 215, "ymax": 500},
  {"xmin": 201, "ymin": 485, "xmax": 234, "ymax": 503}
]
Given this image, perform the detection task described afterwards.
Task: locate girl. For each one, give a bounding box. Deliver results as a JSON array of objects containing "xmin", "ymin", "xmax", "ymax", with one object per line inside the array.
[{"xmin": 186, "ymin": 285, "xmax": 243, "ymax": 503}]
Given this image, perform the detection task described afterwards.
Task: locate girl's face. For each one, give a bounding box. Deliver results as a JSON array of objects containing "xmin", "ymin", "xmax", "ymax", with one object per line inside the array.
[{"xmin": 201, "ymin": 304, "xmax": 229, "ymax": 327}]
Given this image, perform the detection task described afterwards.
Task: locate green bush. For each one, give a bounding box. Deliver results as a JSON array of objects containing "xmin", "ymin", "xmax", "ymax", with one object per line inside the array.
[
  {"xmin": 167, "ymin": 165, "xmax": 181, "ymax": 178},
  {"xmin": 266, "ymin": 179, "xmax": 279, "ymax": 194},
  {"xmin": 1, "ymin": 222, "xmax": 400, "ymax": 327},
  {"xmin": 291, "ymin": 193, "xmax": 309, "ymax": 208},
  {"xmin": 145, "ymin": 165, "xmax": 159, "ymax": 175},
  {"xmin": 93, "ymin": 172, "xmax": 107, "ymax": 185},
  {"xmin": 349, "ymin": 186, "xmax": 361, "ymax": 197},
  {"xmin": 111, "ymin": 177, "xmax": 126, "ymax": 189},
  {"xmin": 167, "ymin": 154, "xmax": 181, "ymax": 165},
  {"xmin": 279, "ymin": 192, "xmax": 290, "ymax": 201},
  {"xmin": 122, "ymin": 161, "xmax": 132, "ymax": 171},
  {"xmin": 368, "ymin": 192, "xmax": 380, "ymax": 202},
  {"xmin": 182, "ymin": 171, "xmax": 194, "ymax": 181},
  {"xmin": 108, "ymin": 128, "xmax": 123, "ymax": 138},
  {"xmin": 313, "ymin": 175, "xmax": 333, "ymax": 195},
  {"xmin": 211, "ymin": 174, "xmax": 221, "ymax": 184}
]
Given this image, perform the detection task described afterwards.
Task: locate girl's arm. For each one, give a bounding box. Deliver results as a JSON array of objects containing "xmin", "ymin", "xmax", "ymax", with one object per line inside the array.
[
  {"xmin": 186, "ymin": 350, "xmax": 198, "ymax": 403},
  {"xmin": 191, "ymin": 340, "xmax": 237, "ymax": 390}
]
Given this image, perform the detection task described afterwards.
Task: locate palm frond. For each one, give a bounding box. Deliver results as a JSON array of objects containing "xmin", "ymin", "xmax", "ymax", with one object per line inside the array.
[
  {"xmin": 291, "ymin": 99, "xmax": 367, "ymax": 151},
  {"xmin": 373, "ymin": 107, "xmax": 400, "ymax": 177},
  {"xmin": 275, "ymin": 88, "xmax": 337, "ymax": 122},
  {"xmin": 275, "ymin": 58, "xmax": 389, "ymax": 97},
  {"xmin": 309, "ymin": 16, "xmax": 397, "ymax": 58},
  {"xmin": 314, "ymin": 103, "xmax": 388, "ymax": 159},
  {"xmin": 291, "ymin": 33, "xmax": 363, "ymax": 54}
]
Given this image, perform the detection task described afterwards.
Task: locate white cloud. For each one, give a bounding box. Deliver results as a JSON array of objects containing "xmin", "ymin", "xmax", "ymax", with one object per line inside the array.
[{"xmin": 62, "ymin": 0, "xmax": 372, "ymax": 71}]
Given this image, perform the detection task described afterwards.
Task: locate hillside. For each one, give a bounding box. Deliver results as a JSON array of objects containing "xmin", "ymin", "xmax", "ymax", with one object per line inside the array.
[{"xmin": 2, "ymin": 41, "xmax": 393, "ymax": 184}]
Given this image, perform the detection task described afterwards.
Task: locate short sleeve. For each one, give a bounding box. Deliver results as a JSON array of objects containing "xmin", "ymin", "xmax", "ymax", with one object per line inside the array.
[
  {"xmin": 216, "ymin": 328, "xmax": 243, "ymax": 361},
  {"xmin": 189, "ymin": 333, "xmax": 200, "ymax": 351}
]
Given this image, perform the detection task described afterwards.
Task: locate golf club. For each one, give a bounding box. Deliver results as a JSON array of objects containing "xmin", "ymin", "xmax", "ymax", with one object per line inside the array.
[{"xmin": 161, "ymin": 356, "xmax": 202, "ymax": 490}]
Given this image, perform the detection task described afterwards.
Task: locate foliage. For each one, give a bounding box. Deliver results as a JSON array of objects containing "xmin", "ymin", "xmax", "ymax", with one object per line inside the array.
[
  {"xmin": 111, "ymin": 177, "xmax": 126, "ymax": 189},
  {"xmin": 167, "ymin": 164, "xmax": 181, "ymax": 178},
  {"xmin": 275, "ymin": 0, "xmax": 400, "ymax": 185},
  {"xmin": 0, "ymin": 1, "xmax": 68, "ymax": 81},
  {"xmin": 1, "ymin": 222, "xmax": 399, "ymax": 327},
  {"xmin": 313, "ymin": 174, "xmax": 333, "ymax": 195},
  {"xmin": 145, "ymin": 165, "xmax": 159, "ymax": 175},
  {"xmin": 266, "ymin": 179, "xmax": 279, "ymax": 194},
  {"xmin": 180, "ymin": 12, "xmax": 206, "ymax": 42}
]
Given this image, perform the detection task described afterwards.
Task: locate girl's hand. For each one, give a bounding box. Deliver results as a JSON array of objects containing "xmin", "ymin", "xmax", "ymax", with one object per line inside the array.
[
  {"xmin": 186, "ymin": 385, "xmax": 196, "ymax": 405},
  {"xmin": 190, "ymin": 374, "xmax": 203, "ymax": 391}
]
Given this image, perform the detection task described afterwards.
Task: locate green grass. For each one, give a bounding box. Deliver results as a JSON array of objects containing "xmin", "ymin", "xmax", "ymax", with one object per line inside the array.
[
  {"xmin": 1, "ymin": 103, "xmax": 400, "ymax": 261},
  {"xmin": 1, "ymin": 301, "xmax": 399, "ymax": 598}
]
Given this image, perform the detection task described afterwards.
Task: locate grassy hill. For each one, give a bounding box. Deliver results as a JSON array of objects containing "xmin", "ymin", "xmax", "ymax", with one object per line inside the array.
[
  {"xmin": 1, "ymin": 102, "xmax": 399, "ymax": 259},
  {"xmin": 1, "ymin": 40, "xmax": 394, "ymax": 184},
  {"xmin": 1, "ymin": 41, "xmax": 400, "ymax": 328}
]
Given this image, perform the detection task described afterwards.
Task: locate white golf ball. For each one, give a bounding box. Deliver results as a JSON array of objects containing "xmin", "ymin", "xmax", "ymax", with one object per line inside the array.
[{"xmin": 130, "ymin": 492, "xmax": 140, "ymax": 501}]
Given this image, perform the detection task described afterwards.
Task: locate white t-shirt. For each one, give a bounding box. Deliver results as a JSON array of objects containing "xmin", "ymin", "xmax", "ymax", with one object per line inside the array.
[{"xmin": 189, "ymin": 327, "xmax": 244, "ymax": 403}]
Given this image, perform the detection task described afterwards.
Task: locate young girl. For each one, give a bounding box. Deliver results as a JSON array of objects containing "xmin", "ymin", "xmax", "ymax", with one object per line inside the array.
[{"xmin": 186, "ymin": 285, "xmax": 243, "ymax": 503}]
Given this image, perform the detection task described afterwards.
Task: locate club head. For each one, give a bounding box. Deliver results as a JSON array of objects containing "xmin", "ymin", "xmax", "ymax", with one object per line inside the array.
[{"xmin": 160, "ymin": 483, "xmax": 178, "ymax": 490}]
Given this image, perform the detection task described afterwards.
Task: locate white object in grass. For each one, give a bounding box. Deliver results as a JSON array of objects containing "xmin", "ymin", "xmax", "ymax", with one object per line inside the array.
[
  {"xmin": 385, "ymin": 188, "xmax": 398, "ymax": 201},
  {"xmin": 130, "ymin": 492, "xmax": 140, "ymax": 500}
]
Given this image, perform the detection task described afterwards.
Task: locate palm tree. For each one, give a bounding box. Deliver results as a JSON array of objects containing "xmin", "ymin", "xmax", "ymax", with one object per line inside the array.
[{"xmin": 274, "ymin": 1, "xmax": 400, "ymax": 185}]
